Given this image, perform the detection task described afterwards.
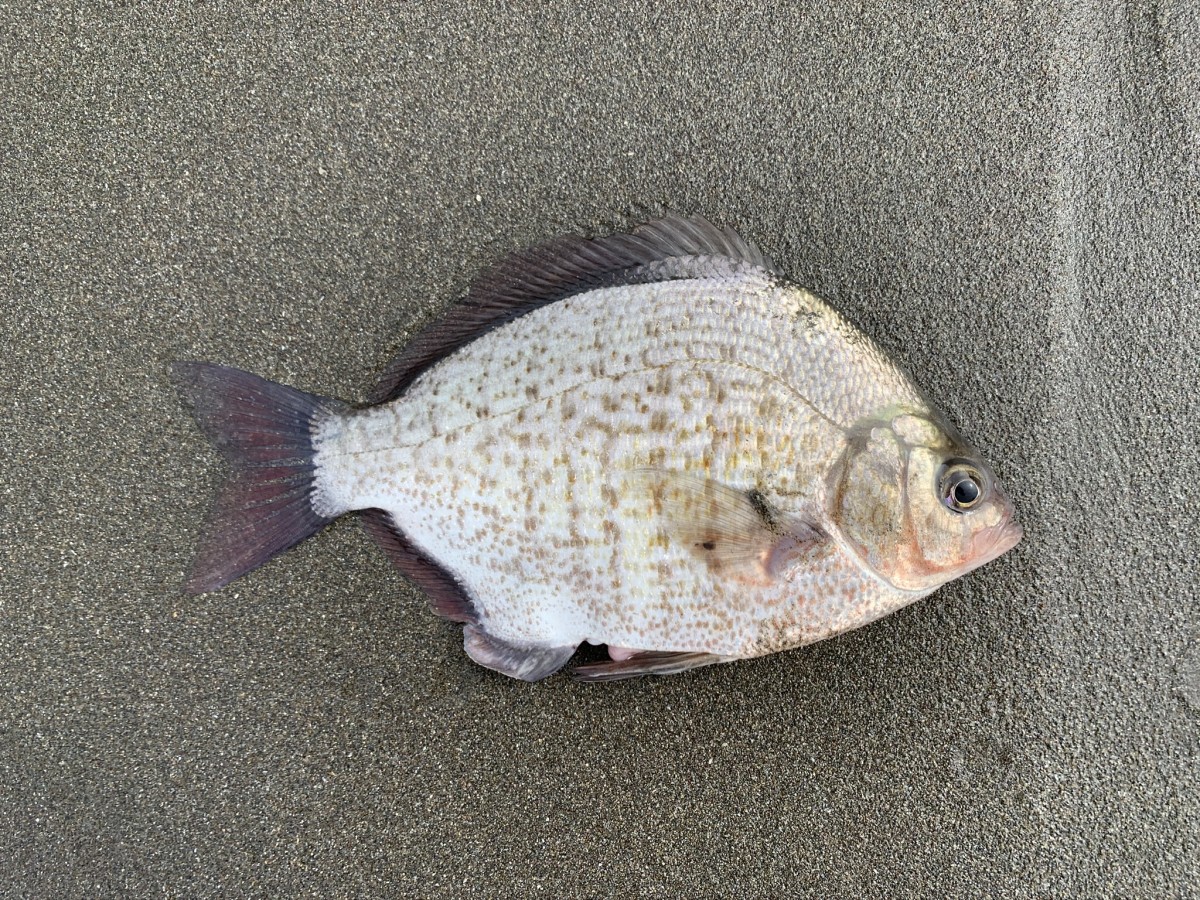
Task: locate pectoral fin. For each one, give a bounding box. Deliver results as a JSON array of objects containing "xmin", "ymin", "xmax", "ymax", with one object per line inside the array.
[{"xmin": 632, "ymin": 470, "xmax": 826, "ymax": 584}]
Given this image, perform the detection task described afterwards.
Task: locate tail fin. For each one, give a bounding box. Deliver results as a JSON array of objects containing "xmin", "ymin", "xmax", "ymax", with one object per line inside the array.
[{"xmin": 171, "ymin": 362, "xmax": 347, "ymax": 594}]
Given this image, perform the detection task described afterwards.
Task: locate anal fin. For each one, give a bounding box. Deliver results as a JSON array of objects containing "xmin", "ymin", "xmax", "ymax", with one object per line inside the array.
[
  {"xmin": 463, "ymin": 625, "xmax": 576, "ymax": 682},
  {"xmin": 360, "ymin": 509, "xmax": 478, "ymax": 624},
  {"xmin": 571, "ymin": 650, "xmax": 729, "ymax": 683}
]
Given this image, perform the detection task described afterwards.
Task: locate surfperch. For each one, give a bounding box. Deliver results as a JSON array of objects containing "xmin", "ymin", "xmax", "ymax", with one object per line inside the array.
[{"xmin": 174, "ymin": 214, "xmax": 1022, "ymax": 681}]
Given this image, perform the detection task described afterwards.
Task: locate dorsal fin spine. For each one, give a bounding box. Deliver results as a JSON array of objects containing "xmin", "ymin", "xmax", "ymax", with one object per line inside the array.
[{"xmin": 368, "ymin": 214, "xmax": 777, "ymax": 405}]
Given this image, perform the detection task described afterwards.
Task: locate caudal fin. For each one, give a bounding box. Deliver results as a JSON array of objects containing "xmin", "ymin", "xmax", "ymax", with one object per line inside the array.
[{"xmin": 172, "ymin": 362, "xmax": 347, "ymax": 594}]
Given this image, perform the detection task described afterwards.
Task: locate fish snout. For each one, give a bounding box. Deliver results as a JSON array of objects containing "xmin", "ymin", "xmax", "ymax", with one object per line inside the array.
[{"xmin": 969, "ymin": 498, "xmax": 1023, "ymax": 566}]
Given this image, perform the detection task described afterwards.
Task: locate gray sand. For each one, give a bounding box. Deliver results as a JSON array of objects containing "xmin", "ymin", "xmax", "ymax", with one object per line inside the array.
[{"xmin": 2, "ymin": 3, "xmax": 1197, "ymax": 897}]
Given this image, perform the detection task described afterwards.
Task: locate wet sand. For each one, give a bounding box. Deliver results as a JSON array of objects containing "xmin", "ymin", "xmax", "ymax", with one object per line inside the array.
[{"xmin": 2, "ymin": 3, "xmax": 1197, "ymax": 897}]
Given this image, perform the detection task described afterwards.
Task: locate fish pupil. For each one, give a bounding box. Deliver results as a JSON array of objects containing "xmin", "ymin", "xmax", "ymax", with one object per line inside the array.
[
  {"xmin": 953, "ymin": 479, "xmax": 980, "ymax": 506},
  {"xmin": 700, "ymin": 541, "xmax": 716, "ymax": 551},
  {"xmin": 938, "ymin": 460, "xmax": 985, "ymax": 512}
]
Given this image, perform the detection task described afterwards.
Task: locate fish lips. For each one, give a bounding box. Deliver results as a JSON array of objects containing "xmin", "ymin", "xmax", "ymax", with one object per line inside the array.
[{"xmin": 968, "ymin": 486, "xmax": 1024, "ymax": 569}]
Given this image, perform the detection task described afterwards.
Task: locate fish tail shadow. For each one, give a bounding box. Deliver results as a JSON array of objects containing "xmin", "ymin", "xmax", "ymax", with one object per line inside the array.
[{"xmin": 171, "ymin": 361, "xmax": 347, "ymax": 594}]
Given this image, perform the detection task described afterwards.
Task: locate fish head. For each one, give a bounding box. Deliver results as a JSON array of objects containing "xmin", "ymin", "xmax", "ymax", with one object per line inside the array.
[{"xmin": 828, "ymin": 411, "xmax": 1022, "ymax": 592}]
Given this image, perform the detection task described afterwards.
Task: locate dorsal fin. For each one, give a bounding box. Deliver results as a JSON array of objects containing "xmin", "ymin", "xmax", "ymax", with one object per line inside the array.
[{"xmin": 368, "ymin": 214, "xmax": 778, "ymax": 403}]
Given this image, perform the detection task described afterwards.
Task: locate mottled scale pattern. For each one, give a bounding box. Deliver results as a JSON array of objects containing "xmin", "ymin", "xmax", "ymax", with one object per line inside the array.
[{"xmin": 313, "ymin": 273, "xmax": 930, "ymax": 657}]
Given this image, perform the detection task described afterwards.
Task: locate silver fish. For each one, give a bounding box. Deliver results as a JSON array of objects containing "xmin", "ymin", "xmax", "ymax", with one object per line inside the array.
[{"xmin": 175, "ymin": 214, "xmax": 1022, "ymax": 681}]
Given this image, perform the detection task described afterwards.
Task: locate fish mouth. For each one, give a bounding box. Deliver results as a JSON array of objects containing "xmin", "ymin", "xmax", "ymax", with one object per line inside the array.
[{"xmin": 969, "ymin": 515, "xmax": 1024, "ymax": 568}]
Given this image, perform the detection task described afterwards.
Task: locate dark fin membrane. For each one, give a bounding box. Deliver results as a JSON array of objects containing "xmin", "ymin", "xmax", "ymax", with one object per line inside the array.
[
  {"xmin": 463, "ymin": 625, "xmax": 576, "ymax": 682},
  {"xmin": 571, "ymin": 651, "xmax": 729, "ymax": 683},
  {"xmin": 369, "ymin": 213, "xmax": 779, "ymax": 403},
  {"xmin": 172, "ymin": 362, "xmax": 347, "ymax": 594},
  {"xmin": 359, "ymin": 509, "xmax": 478, "ymax": 624}
]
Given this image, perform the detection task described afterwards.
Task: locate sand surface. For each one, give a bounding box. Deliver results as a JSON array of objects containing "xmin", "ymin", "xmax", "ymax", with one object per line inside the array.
[{"xmin": 3, "ymin": 3, "xmax": 1197, "ymax": 897}]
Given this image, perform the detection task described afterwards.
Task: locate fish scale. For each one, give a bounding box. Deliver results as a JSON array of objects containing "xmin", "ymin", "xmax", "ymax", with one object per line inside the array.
[{"xmin": 175, "ymin": 214, "xmax": 1021, "ymax": 681}]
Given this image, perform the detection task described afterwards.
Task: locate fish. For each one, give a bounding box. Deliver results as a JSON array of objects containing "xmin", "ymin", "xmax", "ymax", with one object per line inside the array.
[{"xmin": 173, "ymin": 214, "xmax": 1022, "ymax": 682}]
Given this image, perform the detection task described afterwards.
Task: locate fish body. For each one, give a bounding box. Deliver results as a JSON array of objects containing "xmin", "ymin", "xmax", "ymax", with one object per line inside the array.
[{"xmin": 175, "ymin": 215, "xmax": 1022, "ymax": 681}]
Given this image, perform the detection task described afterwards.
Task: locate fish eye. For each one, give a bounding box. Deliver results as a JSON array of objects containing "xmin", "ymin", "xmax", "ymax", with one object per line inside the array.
[{"xmin": 939, "ymin": 461, "xmax": 985, "ymax": 513}]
